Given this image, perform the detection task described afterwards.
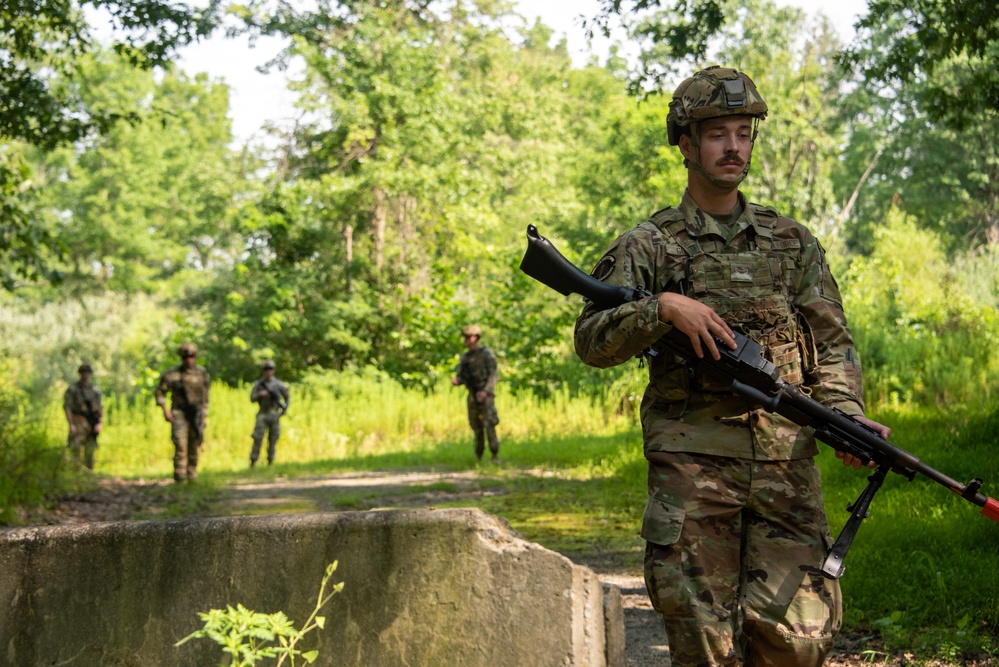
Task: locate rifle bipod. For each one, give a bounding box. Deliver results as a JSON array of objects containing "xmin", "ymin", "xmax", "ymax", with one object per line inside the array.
[{"xmin": 821, "ymin": 465, "xmax": 889, "ymax": 579}]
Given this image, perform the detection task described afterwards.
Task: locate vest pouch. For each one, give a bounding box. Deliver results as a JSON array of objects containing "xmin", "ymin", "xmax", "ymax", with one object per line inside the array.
[
  {"xmin": 767, "ymin": 340, "xmax": 804, "ymax": 386},
  {"xmin": 641, "ymin": 494, "xmax": 686, "ymax": 546}
]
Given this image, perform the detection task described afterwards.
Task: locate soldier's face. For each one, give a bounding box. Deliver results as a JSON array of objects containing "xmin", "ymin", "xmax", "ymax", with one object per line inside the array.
[
  {"xmin": 263, "ymin": 368, "xmax": 275, "ymax": 378},
  {"xmin": 463, "ymin": 334, "xmax": 479, "ymax": 349},
  {"xmin": 79, "ymin": 371, "xmax": 92, "ymax": 385},
  {"xmin": 682, "ymin": 115, "xmax": 753, "ymax": 188},
  {"xmin": 182, "ymin": 354, "xmax": 197, "ymax": 369}
]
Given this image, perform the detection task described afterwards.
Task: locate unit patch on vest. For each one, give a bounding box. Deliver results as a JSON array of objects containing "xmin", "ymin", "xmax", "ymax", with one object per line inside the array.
[
  {"xmin": 730, "ymin": 264, "xmax": 753, "ymax": 282},
  {"xmin": 591, "ymin": 255, "xmax": 616, "ymax": 281}
]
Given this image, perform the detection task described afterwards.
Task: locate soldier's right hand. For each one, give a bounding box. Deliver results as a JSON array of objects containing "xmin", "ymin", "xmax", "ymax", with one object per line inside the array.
[
  {"xmin": 163, "ymin": 407, "xmax": 174, "ymax": 423},
  {"xmin": 657, "ymin": 292, "xmax": 736, "ymax": 360}
]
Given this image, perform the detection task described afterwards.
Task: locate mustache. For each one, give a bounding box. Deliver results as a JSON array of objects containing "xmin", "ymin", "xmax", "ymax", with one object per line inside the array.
[{"xmin": 716, "ymin": 154, "xmax": 745, "ymax": 167}]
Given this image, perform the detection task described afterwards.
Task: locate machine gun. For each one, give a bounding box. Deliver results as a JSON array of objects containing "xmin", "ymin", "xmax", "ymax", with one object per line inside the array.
[
  {"xmin": 520, "ymin": 223, "xmax": 999, "ymax": 579},
  {"xmin": 262, "ymin": 381, "xmax": 288, "ymax": 415},
  {"xmin": 82, "ymin": 394, "xmax": 101, "ymax": 442}
]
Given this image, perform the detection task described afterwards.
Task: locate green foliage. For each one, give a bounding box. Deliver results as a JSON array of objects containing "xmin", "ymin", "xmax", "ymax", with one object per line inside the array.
[
  {"xmin": 0, "ymin": 363, "xmax": 71, "ymax": 524},
  {"xmin": 1, "ymin": 0, "xmax": 221, "ymax": 289},
  {"xmin": 842, "ymin": 0, "xmax": 999, "ymax": 130},
  {"xmin": 176, "ymin": 561, "xmax": 344, "ymax": 667},
  {"xmin": 39, "ymin": 50, "xmax": 237, "ymax": 292},
  {"xmin": 0, "ymin": 146, "xmax": 63, "ymax": 289},
  {"xmin": 0, "ymin": 291, "xmax": 184, "ymax": 399},
  {"xmin": 841, "ymin": 210, "xmax": 999, "ymax": 405}
]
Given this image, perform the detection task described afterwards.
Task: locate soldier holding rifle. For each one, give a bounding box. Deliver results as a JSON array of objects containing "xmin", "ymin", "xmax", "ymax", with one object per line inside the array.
[
  {"xmin": 574, "ymin": 66, "xmax": 891, "ymax": 666},
  {"xmin": 451, "ymin": 324, "xmax": 500, "ymax": 463},
  {"xmin": 64, "ymin": 363, "xmax": 103, "ymax": 470},
  {"xmin": 249, "ymin": 359, "xmax": 289, "ymax": 467},
  {"xmin": 155, "ymin": 342, "xmax": 210, "ymax": 483}
]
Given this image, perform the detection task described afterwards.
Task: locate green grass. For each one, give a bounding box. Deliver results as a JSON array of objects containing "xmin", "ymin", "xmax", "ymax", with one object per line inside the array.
[{"xmin": 30, "ymin": 377, "xmax": 999, "ymax": 661}]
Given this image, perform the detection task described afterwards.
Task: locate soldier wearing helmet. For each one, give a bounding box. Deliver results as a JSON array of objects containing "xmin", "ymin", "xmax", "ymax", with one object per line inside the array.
[
  {"xmin": 248, "ymin": 359, "xmax": 290, "ymax": 467},
  {"xmin": 63, "ymin": 362, "xmax": 103, "ymax": 469},
  {"xmin": 451, "ymin": 324, "xmax": 500, "ymax": 462},
  {"xmin": 154, "ymin": 341, "xmax": 211, "ymax": 482},
  {"xmin": 575, "ymin": 66, "xmax": 891, "ymax": 665}
]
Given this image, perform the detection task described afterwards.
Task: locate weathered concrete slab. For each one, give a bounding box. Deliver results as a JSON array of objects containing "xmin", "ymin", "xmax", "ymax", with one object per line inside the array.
[{"xmin": 0, "ymin": 508, "xmax": 624, "ymax": 666}]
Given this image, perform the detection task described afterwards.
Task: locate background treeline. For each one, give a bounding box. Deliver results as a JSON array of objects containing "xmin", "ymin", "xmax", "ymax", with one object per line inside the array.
[{"xmin": 2, "ymin": 0, "xmax": 997, "ymax": 407}]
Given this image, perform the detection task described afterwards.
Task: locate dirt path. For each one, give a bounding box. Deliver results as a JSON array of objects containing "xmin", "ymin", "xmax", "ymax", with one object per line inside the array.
[{"xmin": 16, "ymin": 473, "xmax": 989, "ymax": 667}]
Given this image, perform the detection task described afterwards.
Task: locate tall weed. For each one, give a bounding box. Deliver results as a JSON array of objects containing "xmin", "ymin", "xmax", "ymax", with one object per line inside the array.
[
  {"xmin": 841, "ymin": 209, "xmax": 999, "ymax": 405},
  {"xmin": 0, "ymin": 367, "xmax": 72, "ymax": 524}
]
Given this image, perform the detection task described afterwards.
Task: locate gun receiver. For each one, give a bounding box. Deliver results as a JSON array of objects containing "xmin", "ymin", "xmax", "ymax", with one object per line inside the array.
[{"xmin": 521, "ymin": 224, "xmax": 999, "ymax": 579}]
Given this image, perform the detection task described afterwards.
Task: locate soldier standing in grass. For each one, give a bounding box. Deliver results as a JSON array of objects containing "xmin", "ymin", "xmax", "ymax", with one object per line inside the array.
[
  {"xmin": 155, "ymin": 342, "xmax": 210, "ymax": 483},
  {"xmin": 64, "ymin": 363, "xmax": 103, "ymax": 470},
  {"xmin": 451, "ymin": 324, "xmax": 500, "ymax": 463},
  {"xmin": 249, "ymin": 359, "xmax": 289, "ymax": 467},
  {"xmin": 574, "ymin": 66, "xmax": 892, "ymax": 666}
]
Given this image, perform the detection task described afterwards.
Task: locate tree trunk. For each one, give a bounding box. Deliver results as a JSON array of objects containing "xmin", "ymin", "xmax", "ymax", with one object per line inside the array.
[
  {"xmin": 344, "ymin": 223, "xmax": 354, "ymax": 294},
  {"xmin": 373, "ymin": 188, "xmax": 387, "ymax": 276}
]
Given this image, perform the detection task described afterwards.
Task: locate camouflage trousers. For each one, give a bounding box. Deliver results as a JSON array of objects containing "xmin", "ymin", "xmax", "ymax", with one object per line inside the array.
[
  {"xmin": 643, "ymin": 452, "xmax": 841, "ymax": 667},
  {"xmin": 250, "ymin": 411, "xmax": 282, "ymax": 463},
  {"xmin": 171, "ymin": 408, "xmax": 204, "ymax": 482},
  {"xmin": 466, "ymin": 393, "xmax": 499, "ymax": 458},
  {"xmin": 67, "ymin": 414, "xmax": 98, "ymax": 470}
]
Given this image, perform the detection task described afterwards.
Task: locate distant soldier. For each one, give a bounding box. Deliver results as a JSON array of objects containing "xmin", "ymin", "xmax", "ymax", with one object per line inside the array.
[
  {"xmin": 451, "ymin": 324, "xmax": 500, "ymax": 462},
  {"xmin": 249, "ymin": 359, "xmax": 290, "ymax": 467},
  {"xmin": 154, "ymin": 342, "xmax": 210, "ymax": 483},
  {"xmin": 64, "ymin": 363, "xmax": 103, "ymax": 470}
]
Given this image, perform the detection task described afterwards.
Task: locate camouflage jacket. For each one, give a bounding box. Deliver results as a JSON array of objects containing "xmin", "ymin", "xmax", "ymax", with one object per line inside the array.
[
  {"xmin": 251, "ymin": 377, "xmax": 290, "ymax": 413},
  {"xmin": 64, "ymin": 381, "xmax": 103, "ymax": 423},
  {"xmin": 455, "ymin": 346, "xmax": 498, "ymax": 395},
  {"xmin": 155, "ymin": 365, "xmax": 211, "ymax": 411},
  {"xmin": 574, "ymin": 191, "xmax": 865, "ymax": 461}
]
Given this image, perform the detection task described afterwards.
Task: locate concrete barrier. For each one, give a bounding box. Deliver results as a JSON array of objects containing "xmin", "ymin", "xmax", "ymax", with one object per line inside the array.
[{"xmin": 0, "ymin": 508, "xmax": 624, "ymax": 666}]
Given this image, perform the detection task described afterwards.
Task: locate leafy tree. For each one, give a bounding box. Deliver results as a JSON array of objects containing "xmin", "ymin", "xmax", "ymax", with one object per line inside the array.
[
  {"xmin": 839, "ymin": 16, "xmax": 999, "ymax": 249},
  {"xmin": 39, "ymin": 51, "xmax": 237, "ymax": 292},
  {"xmin": 200, "ymin": 0, "xmax": 602, "ymax": 390},
  {"xmin": 841, "ymin": 0, "xmax": 999, "ymax": 130},
  {"xmin": 0, "ymin": 0, "xmax": 221, "ymax": 289}
]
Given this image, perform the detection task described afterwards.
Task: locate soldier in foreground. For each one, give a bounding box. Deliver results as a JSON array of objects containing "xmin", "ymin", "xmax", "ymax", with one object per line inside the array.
[
  {"xmin": 154, "ymin": 342, "xmax": 210, "ymax": 483},
  {"xmin": 451, "ymin": 325, "xmax": 500, "ymax": 463},
  {"xmin": 63, "ymin": 363, "xmax": 103, "ymax": 470},
  {"xmin": 574, "ymin": 66, "xmax": 892, "ymax": 666},
  {"xmin": 249, "ymin": 359, "xmax": 289, "ymax": 467}
]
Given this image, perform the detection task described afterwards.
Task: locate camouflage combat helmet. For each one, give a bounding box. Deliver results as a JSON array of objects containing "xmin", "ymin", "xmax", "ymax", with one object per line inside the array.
[
  {"xmin": 178, "ymin": 342, "xmax": 198, "ymax": 358},
  {"xmin": 78, "ymin": 363, "xmax": 93, "ymax": 374},
  {"xmin": 462, "ymin": 325, "xmax": 483, "ymax": 338},
  {"xmin": 262, "ymin": 359, "xmax": 276, "ymax": 370},
  {"xmin": 667, "ymin": 66, "xmax": 768, "ymax": 146}
]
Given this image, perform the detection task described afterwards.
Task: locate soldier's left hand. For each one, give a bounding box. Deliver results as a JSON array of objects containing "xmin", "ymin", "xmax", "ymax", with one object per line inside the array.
[
  {"xmin": 94, "ymin": 423, "xmax": 102, "ymax": 434},
  {"xmin": 475, "ymin": 390, "xmax": 488, "ymax": 403},
  {"xmin": 836, "ymin": 416, "xmax": 892, "ymax": 469}
]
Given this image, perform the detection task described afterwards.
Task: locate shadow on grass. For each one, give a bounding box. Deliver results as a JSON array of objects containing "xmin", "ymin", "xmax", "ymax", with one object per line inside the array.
[{"xmin": 159, "ymin": 431, "xmax": 650, "ymax": 572}]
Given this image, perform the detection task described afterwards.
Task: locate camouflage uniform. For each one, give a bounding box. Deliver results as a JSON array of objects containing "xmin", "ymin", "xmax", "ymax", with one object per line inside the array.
[
  {"xmin": 575, "ymin": 66, "xmax": 865, "ymax": 665},
  {"xmin": 155, "ymin": 357, "xmax": 211, "ymax": 482},
  {"xmin": 64, "ymin": 377, "xmax": 103, "ymax": 470},
  {"xmin": 249, "ymin": 373, "xmax": 289, "ymax": 466},
  {"xmin": 455, "ymin": 343, "xmax": 500, "ymax": 459},
  {"xmin": 575, "ymin": 162, "xmax": 864, "ymax": 663}
]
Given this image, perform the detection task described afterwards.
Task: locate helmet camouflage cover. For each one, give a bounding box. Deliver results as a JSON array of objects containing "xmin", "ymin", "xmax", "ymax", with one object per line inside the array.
[
  {"xmin": 462, "ymin": 325, "xmax": 483, "ymax": 338},
  {"xmin": 667, "ymin": 66, "xmax": 768, "ymax": 146},
  {"xmin": 178, "ymin": 342, "xmax": 198, "ymax": 358}
]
